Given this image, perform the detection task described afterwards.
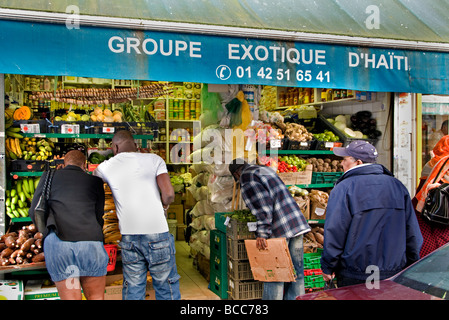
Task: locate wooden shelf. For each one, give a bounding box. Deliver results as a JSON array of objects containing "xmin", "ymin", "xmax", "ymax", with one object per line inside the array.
[{"xmin": 275, "ymin": 97, "xmax": 358, "ymax": 111}]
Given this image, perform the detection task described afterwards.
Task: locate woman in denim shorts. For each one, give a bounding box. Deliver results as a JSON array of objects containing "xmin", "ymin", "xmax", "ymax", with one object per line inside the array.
[{"xmin": 29, "ymin": 150, "xmax": 108, "ymax": 300}]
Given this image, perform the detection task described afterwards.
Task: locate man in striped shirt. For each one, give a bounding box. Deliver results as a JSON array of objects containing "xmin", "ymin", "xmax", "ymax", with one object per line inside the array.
[{"xmin": 229, "ymin": 159, "xmax": 311, "ymax": 300}]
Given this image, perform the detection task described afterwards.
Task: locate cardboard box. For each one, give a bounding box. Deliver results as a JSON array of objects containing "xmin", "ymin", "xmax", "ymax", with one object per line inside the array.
[
  {"xmin": 173, "ymin": 193, "xmax": 183, "ymax": 205},
  {"xmin": 295, "ymin": 164, "xmax": 313, "ymax": 185},
  {"xmin": 185, "ymin": 189, "xmax": 196, "ymax": 209},
  {"xmin": 278, "ymin": 165, "xmax": 313, "ymax": 186},
  {"xmin": 177, "ymin": 224, "xmax": 186, "ymax": 241},
  {"xmin": 309, "ymin": 201, "xmax": 327, "ymax": 220},
  {"xmin": 278, "ymin": 172, "xmax": 297, "ymax": 185},
  {"xmin": 244, "ymin": 238, "xmax": 296, "ymax": 282},
  {"xmin": 295, "ymin": 197, "xmax": 310, "ymax": 220},
  {"xmin": 25, "ymin": 280, "xmax": 61, "ymax": 300},
  {"xmin": 0, "ymin": 280, "xmax": 23, "ymax": 300},
  {"xmin": 167, "ymin": 204, "xmax": 184, "ymax": 224}
]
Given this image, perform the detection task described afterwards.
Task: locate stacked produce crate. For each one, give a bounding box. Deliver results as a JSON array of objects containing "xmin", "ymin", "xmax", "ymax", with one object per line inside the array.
[
  {"xmin": 209, "ymin": 228, "xmax": 228, "ymax": 299},
  {"xmin": 303, "ymin": 249, "xmax": 326, "ymax": 292},
  {"xmin": 225, "ymin": 212, "xmax": 263, "ymax": 300}
]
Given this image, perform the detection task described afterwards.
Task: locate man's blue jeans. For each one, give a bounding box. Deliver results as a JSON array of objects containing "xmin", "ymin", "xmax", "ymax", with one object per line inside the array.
[
  {"xmin": 119, "ymin": 232, "xmax": 181, "ymax": 300},
  {"xmin": 262, "ymin": 235, "xmax": 305, "ymax": 300}
]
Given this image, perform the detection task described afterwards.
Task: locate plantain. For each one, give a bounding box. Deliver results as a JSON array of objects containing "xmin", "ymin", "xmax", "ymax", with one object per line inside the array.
[
  {"xmin": 21, "ymin": 179, "xmax": 29, "ymax": 194},
  {"xmin": 28, "ymin": 178, "xmax": 35, "ymax": 195},
  {"xmin": 14, "ymin": 138, "xmax": 22, "ymax": 158}
]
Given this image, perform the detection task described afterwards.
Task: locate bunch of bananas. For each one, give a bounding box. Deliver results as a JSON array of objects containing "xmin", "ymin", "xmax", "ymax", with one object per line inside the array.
[
  {"xmin": 5, "ymin": 118, "xmax": 23, "ymax": 139},
  {"xmin": 5, "ymin": 177, "xmax": 40, "ymax": 219},
  {"xmin": 6, "ymin": 137, "xmax": 55, "ymax": 161},
  {"xmin": 21, "ymin": 138, "xmax": 54, "ymax": 161}
]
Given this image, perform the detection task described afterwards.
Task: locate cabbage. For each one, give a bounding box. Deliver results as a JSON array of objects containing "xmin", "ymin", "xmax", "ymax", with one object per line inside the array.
[
  {"xmin": 344, "ymin": 128, "xmax": 356, "ymax": 138},
  {"xmin": 354, "ymin": 131, "xmax": 364, "ymax": 139},
  {"xmin": 334, "ymin": 121, "xmax": 347, "ymax": 131},
  {"xmin": 335, "ymin": 115, "xmax": 347, "ymax": 124}
]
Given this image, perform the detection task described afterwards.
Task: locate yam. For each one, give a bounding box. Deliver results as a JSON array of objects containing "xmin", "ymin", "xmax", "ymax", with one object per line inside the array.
[
  {"xmin": 0, "ymin": 247, "xmax": 14, "ymax": 259},
  {"xmin": 34, "ymin": 232, "xmax": 43, "ymax": 240},
  {"xmin": 315, "ymin": 232, "xmax": 324, "ymax": 245},
  {"xmin": 1, "ymin": 257, "xmax": 10, "ymax": 266},
  {"xmin": 4, "ymin": 236, "xmax": 16, "ymax": 249},
  {"xmin": 20, "ymin": 238, "xmax": 35, "ymax": 252},
  {"xmin": 32, "ymin": 252, "xmax": 45, "ymax": 263}
]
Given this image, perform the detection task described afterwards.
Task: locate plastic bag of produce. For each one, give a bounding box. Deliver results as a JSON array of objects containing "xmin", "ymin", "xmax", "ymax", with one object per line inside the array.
[
  {"xmin": 212, "ymin": 164, "xmax": 231, "ymax": 176},
  {"xmin": 191, "ymin": 162, "xmax": 213, "ymax": 174},
  {"xmin": 190, "ymin": 216, "xmax": 204, "ymax": 231},
  {"xmin": 208, "ymin": 174, "xmax": 234, "ymax": 196},
  {"xmin": 191, "ymin": 200, "xmax": 215, "ymax": 217},
  {"xmin": 200, "ymin": 84, "xmax": 224, "ymax": 127},
  {"xmin": 198, "ymin": 230, "xmax": 210, "ymax": 245},
  {"xmin": 202, "ymin": 245, "xmax": 210, "ymax": 260},
  {"xmin": 203, "ymin": 216, "xmax": 216, "ymax": 231}
]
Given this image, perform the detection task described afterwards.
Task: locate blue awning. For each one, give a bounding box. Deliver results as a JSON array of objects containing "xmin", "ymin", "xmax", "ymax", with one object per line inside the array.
[{"xmin": 1, "ymin": 2, "xmax": 449, "ymax": 94}]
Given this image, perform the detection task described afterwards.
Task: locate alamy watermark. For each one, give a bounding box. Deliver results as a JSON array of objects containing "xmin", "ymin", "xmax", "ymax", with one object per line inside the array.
[{"xmin": 66, "ymin": 5, "xmax": 80, "ymax": 30}]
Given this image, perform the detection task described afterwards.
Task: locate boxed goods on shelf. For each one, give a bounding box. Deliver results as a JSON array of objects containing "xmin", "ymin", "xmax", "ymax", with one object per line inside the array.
[
  {"xmin": 282, "ymin": 137, "xmax": 316, "ymax": 150},
  {"xmin": 10, "ymin": 159, "xmax": 47, "ymax": 172},
  {"xmin": 277, "ymin": 165, "xmax": 313, "ymax": 185},
  {"xmin": 47, "ymin": 121, "xmax": 93, "ymax": 134},
  {"xmin": 14, "ymin": 120, "xmax": 49, "ymax": 134},
  {"xmin": 309, "ymin": 190, "xmax": 329, "ymax": 220},
  {"xmin": 0, "ymin": 280, "xmax": 23, "ymax": 300}
]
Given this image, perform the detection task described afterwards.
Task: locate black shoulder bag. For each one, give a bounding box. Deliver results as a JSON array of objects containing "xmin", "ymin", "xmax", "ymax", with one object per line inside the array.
[
  {"xmin": 33, "ymin": 169, "xmax": 55, "ymax": 234},
  {"xmin": 421, "ymin": 158, "xmax": 449, "ymax": 227}
]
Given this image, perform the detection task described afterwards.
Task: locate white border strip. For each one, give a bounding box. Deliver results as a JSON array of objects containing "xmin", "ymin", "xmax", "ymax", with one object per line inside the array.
[{"xmin": 1, "ymin": 8, "xmax": 449, "ymax": 52}]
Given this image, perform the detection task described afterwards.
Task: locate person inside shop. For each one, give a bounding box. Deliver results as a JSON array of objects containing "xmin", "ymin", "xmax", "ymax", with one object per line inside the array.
[
  {"xmin": 229, "ymin": 158, "xmax": 311, "ymax": 300},
  {"xmin": 93, "ymin": 130, "xmax": 181, "ymax": 300},
  {"xmin": 429, "ymin": 120, "xmax": 448, "ymax": 151},
  {"xmin": 29, "ymin": 150, "xmax": 108, "ymax": 300},
  {"xmin": 413, "ymin": 135, "xmax": 449, "ymax": 257},
  {"xmin": 320, "ymin": 140, "xmax": 423, "ymax": 288}
]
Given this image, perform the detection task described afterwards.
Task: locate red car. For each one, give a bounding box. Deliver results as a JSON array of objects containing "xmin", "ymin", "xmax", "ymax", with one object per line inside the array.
[{"xmin": 296, "ymin": 243, "xmax": 449, "ymax": 300}]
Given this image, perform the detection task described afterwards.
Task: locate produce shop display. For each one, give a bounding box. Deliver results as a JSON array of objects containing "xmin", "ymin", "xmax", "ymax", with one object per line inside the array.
[
  {"xmin": 5, "ymin": 177, "xmax": 40, "ymax": 219},
  {"xmin": 326, "ymin": 111, "xmax": 381, "ymax": 140},
  {"xmin": 223, "ymin": 209, "xmax": 257, "ymax": 223},
  {"xmin": 7, "ymin": 137, "xmax": 54, "ymax": 161},
  {"xmin": 284, "ymin": 122, "xmax": 313, "ymax": 142},
  {"xmin": 304, "ymin": 227, "xmax": 324, "ymax": 253},
  {"xmin": 306, "ymin": 157, "xmax": 343, "ymax": 172},
  {"xmin": 12, "ymin": 106, "xmax": 33, "ymax": 121},
  {"xmin": 102, "ymin": 185, "xmax": 121, "ymax": 245},
  {"xmin": 258, "ymin": 155, "xmax": 310, "ymax": 173},
  {"xmin": 29, "ymin": 82, "xmax": 170, "ymax": 105},
  {"xmin": 0, "ymin": 224, "xmax": 45, "ymax": 266},
  {"xmin": 349, "ymin": 110, "xmax": 382, "ymax": 140},
  {"xmin": 313, "ymin": 130, "xmax": 340, "ymax": 142}
]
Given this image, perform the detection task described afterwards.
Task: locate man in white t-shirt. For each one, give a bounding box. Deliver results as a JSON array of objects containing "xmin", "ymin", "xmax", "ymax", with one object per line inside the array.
[{"xmin": 94, "ymin": 130, "xmax": 180, "ymax": 300}]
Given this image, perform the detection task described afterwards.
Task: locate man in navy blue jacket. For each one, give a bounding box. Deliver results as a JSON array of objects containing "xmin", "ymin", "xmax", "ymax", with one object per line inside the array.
[{"xmin": 321, "ymin": 141, "xmax": 423, "ymax": 288}]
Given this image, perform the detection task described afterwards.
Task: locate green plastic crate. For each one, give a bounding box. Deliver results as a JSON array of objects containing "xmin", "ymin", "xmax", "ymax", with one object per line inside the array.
[
  {"xmin": 304, "ymin": 251, "xmax": 322, "ymax": 270},
  {"xmin": 210, "ymin": 269, "xmax": 228, "ymax": 299},
  {"xmin": 215, "ymin": 212, "xmax": 230, "ymax": 233},
  {"xmin": 311, "ymin": 172, "xmax": 343, "ymax": 184}
]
